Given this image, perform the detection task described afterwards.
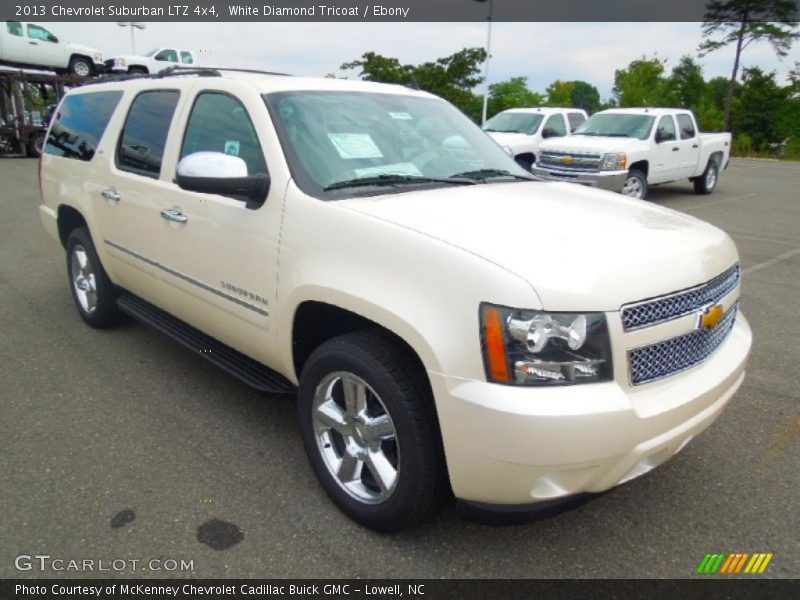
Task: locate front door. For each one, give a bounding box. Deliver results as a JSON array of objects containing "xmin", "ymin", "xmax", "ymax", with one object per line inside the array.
[
  {"xmin": 651, "ymin": 115, "xmax": 681, "ymax": 183},
  {"xmin": 25, "ymin": 24, "xmax": 63, "ymax": 68}
]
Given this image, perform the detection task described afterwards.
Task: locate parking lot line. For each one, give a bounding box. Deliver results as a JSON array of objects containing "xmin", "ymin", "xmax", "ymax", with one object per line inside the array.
[{"xmin": 742, "ymin": 246, "xmax": 800, "ymax": 275}]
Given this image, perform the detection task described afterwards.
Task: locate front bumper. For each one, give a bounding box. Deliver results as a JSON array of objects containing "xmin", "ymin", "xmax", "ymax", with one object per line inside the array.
[
  {"xmin": 430, "ymin": 313, "xmax": 751, "ymax": 505},
  {"xmin": 531, "ymin": 166, "xmax": 627, "ymax": 192}
]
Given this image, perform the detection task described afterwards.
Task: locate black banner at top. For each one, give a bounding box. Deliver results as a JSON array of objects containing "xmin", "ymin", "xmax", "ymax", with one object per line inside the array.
[{"xmin": 4, "ymin": 0, "xmax": 799, "ymax": 22}]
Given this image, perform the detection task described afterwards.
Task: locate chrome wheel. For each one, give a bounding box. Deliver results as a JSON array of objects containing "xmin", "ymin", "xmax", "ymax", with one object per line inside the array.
[
  {"xmin": 73, "ymin": 60, "xmax": 91, "ymax": 77},
  {"xmin": 312, "ymin": 371, "xmax": 399, "ymax": 504},
  {"xmin": 70, "ymin": 244, "xmax": 97, "ymax": 313},
  {"xmin": 621, "ymin": 174, "xmax": 645, "ymax": 199},
  {"xmin": 705, "ymin": 165, "xmax": 717, "ymax": 190}
]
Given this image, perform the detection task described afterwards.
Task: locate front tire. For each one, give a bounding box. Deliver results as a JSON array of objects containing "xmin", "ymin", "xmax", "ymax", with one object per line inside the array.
[
  {"xmin": 693, "ymin": 161, "xmax": 719, "ymax": 195},
  {"xmin": 68, "ymin": 56, "xmax": 93, "ymax": 78},
  {"xmin": 26, "ymin": 132, "xmax": 45, "ymax": 158},
  {"xmin": 297, "ymin": 330, "xmax": 448, "ymax": 532},
  {"xmin": 621, "ymin": 169, "xmax": 648, "ymax": 200},
  {"xmin": 66, "ymin": 227, "xmax": 121, "ymax": 328}
]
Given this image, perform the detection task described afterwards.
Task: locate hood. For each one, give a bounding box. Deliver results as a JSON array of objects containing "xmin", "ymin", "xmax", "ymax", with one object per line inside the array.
[
  {"xmin": 339, "ymin": 182, "xmax": 737, "ymax": 311},
  {"xmin": 487, "ymin": 131, "xmax": 536, "ymax": 149},
  {"xmin": 66, "ymin": 42, "xmax": 102, "ymax": 60},
  {"xmin": 540, "ymin": 135, "xmax": 645, "ymax": 155}
]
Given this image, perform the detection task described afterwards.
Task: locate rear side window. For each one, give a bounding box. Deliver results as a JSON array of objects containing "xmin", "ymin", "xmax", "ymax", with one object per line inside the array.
[
  {"xmin": 117, "ymin": 90, "xmax": 180, "ymax": 178},
  {"xmin": 180, "ymin": 51, "xmax": 194, "ymax": 65},
  {"xmin": 45, "ymin": 91, "xmax": 123, "ymax": 161},
  {"xmin": 181, "ymin": 92, "xmax": 267, "ymax": 176},
  {"xmin": 6, "ymin": 21, "xmax": 23, "ymax": 36},
  {"xmin": 677, "ymin": 114, "xmax": 696, "ymax": 139},
  {"xmin": 567, "ymin": 112, "xmax": 585, "ymax": 132},
  {"xmin": 543, "ymin": 114, "xmax": 567, "ymax": 137}
]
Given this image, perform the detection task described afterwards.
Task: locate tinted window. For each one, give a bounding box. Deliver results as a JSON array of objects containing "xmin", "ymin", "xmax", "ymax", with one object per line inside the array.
[
  {"xmin": 567, "ymin": 112, "xmax": 586, "ymax": 132},
  {"xmin": 27, "ymin": 24, "xmax": 55, "ymax": 42},
  {"xmin": 543, "ymin": 114, "xmax": 567, "ymax": 137},
  {"xmin": 180, "ymin": 51, "xmax": 194, "ymax": 64},
  {"xmin": 656, "ymin": 116, "xmax": 677, "ymax": 142},
  {"xmin": 6, "ymin": 21, "xmax": 23, "ymax": 36},
  {"xmin": 45, "ymin": 91, "xmax": 122, "ymax": 161},
  {"xmin": 181, "ymin": 92, "xmax": 267, "ymax": 176},
  {"xmin": 117, "ymin": 91, "xmax": 180, "ymax": 177},
  {"xmin": 483, "ymin": 112, "xmax": 543, "ymax": 135},
  {"xmin": 155, "ymin": 49, "xmax": 178, "ymax": 62},
  {"xmin": 677, "ymin": 114, "xmax": 696, "ymax": 139}
]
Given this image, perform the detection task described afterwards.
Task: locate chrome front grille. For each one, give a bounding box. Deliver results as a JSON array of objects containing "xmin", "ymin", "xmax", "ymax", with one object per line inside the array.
[
  {"xmin": 539, "ymin": 151, "xmax": 602, "ymax": 172},
  {"xmin": 621, "ymin": 264, "xmax": 740, "ymax": 331},
  {"xmin": 628, "ymin": 303, "xmax": 738, "ymax": 385}
]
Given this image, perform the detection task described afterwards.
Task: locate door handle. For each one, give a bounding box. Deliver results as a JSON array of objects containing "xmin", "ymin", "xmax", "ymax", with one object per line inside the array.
[
  {"xmin": 672, "ymin": 147, "xmax": 680, "ymax": 152},
  {"xmin": 101, "ymin": 188, "xmax": 120, "ymax": 202},
  {"xmin": 692, "ymin": 144, "xmax": 699, "ymax": 148},
  {"xmin": 29, "ymin": 41, "xmax": 38, "ymax": 45},
  {"xmin": 160, "ymin": 208, "xmax": 188, "ymax": 224}
]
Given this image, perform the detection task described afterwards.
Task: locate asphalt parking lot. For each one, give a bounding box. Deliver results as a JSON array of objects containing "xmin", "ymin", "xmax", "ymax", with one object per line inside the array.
[{"xmin": 1, "ymin": 158, "xmax": 798, "ymax": 579}]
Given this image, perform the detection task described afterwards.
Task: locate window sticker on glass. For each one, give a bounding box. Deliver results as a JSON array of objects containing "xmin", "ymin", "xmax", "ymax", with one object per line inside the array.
[
  {"xmin": 327, "ymin": 133, "xmax": 383, "ymax": 159},
  {"xmin": 354, "ymin": 162, "xmax": 423, "ymax": 177},
  {"xmin": 224, "ymin": 140, "xmax": 241, "ymax": 156},
  {"xmin": 389, "ymin": 112, "xmax": 413, "ymax": 120}
]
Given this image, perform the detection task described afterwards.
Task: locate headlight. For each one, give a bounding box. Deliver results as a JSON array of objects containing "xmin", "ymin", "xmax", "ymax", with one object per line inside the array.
[
  {"xmin": 601, "ymin": 152, "xmax": 627, "ymax": 171},
  {"xmin": 115, "ymin": 58, "xmax": 127, "ymax": 68},
  {"xmin": 94, "ymin": 53, "xmax": 102, "ymax": 62},
  {"xmin": 480, "ymin": 303, "xmax": 613, "ymax": 386}
]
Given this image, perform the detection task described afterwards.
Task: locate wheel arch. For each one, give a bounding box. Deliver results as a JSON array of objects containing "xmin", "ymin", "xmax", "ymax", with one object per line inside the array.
[
  {"xmin": 57, "ymin": 204, "xmax": 88, "ymax": 248},
  {"xmin": 629, "ymin": 159, "xmax": 649, "ymax": 177}
]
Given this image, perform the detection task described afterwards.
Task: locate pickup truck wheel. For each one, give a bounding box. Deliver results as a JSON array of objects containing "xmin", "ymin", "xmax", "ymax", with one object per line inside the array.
[
  {"xmin": 693, "ymin": 161, "xmax": 718, "ymax": 195},
  {"xmin": 68, "ymin": 57, "xmax": 93, "ymax": 78},
  {"xmin": 26, "ymin": 132, "xmax": 45, "ymax": 158},
  {"xmin": 66, "ymin": 227, "xmax": 121, "ymax": 328},
  {"xmin": 621, "ymin": 169, "xmax": 648, "ymax": 200},
  {"xmin": 297, "ymin": 330, "xmax": 448, "ymax": 531}
]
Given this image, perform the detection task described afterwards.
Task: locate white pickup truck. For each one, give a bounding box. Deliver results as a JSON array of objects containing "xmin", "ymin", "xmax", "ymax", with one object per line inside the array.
[
  {"xmin": 0, "ymin": 21, "xmax": 104, "ymax": 77},
  {"xmin": 484, "ymin": 107, "xmax": 587, "ymax": 170},
  {"xmin": 532, "ymin": 108, "xmax": 731, "ymax": 199},
  {"xmin": 105, "ymin": 48, "xmax": 199, "ymax": 74}
]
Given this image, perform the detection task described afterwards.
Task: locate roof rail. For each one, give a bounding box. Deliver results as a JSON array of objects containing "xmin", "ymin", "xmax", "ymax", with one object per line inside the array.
[{"xmin": 83, "ymin": 65, "xmax": 291, "ymax": 86}]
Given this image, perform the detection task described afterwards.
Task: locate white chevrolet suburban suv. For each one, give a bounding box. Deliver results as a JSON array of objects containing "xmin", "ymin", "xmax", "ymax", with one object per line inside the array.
[
  {"xmin": 38, "ymin": 69, "xmax": 752, "ymax": 531},
  {"xmin": 532, "ymin": 108, "xmax": 731, "ymax": 200},
  {"xmin": 483, "ymin": 107, "xmax": 587, "ymax": 170}
]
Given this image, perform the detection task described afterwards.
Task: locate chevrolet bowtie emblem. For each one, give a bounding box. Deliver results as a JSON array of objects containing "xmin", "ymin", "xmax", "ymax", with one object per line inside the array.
[
  {"xmin": 561, "ymin": 156, "xmax": 573, "ymax": 164},
  {"xmin": 698, "ymin": 304, "xmax": 724, "ymax": 329}
]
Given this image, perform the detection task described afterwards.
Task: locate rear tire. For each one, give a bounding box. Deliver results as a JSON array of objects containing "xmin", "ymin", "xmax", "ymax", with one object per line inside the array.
[
  {"xmin": 297, "ymin": 330, "xmax": 448, "ymax": 532},
  {"xmin": 26, "ymin": 132, "xmax": 45, "ymax": 158},
  {"xmin": 693, "ymin": 161, "xmax": 719, "ymax": 195},
  {"xmin": 66, "ymin": 227, "xmax": 121, "ymax": 328}
]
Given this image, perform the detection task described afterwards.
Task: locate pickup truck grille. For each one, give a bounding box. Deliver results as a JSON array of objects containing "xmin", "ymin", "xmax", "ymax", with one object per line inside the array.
[
  {"xmin": 621, "ymin": 264, "xmax": 740, "ymax": 331},
  {"xmin": 538, "ymin": 151, "xmax": 602, "ymax": 172},
  {"xmin": 628, "ymin": 302, "xmax": 738, "ymax": 385}
]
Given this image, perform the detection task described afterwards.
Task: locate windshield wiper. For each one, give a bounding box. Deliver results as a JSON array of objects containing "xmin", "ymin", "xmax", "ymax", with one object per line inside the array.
[
  {"xmin": 323, "ymin": 174, "xmax": 477, "ymax": 191},
  {"xmin": 449, "ymin": 168, "xmax": 537, "ymax": 182}
]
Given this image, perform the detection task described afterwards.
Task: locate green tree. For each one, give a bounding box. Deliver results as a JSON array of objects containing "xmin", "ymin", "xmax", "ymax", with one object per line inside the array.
[
  {"xmin": 487, "ymin": 77, "xmax": 545, "ymax": 118},
  {"xmin": 545, "ymin": 80, "xmax": 601, "ymax": 113},
  {"xmin": 699, "ymin": 0, "xmax": 800, "ymax": 130},
  {"xmin": 545, "ymin": 80, "xmax": 575, "ymax": 106},
  {"xmin": 733, "ymin": 67, "xmax": 788, "ymax": 149},
  {"xmin": 340, "ymin": 48, "xmax": 487, "ymax": 119},
  {"xmin": 612, "ymin": 56, "xmax": 669, "ymax": 107},
  {"xmin": 665, "ymin": 56, "xmax": 708, "ymax": 110}
]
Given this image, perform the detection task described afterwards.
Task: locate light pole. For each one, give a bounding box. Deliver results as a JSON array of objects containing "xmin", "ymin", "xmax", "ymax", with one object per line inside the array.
[
  {"xmin": 475, "ymin": 0, "xmax": 494, "ymax": 126},
  {"xmin": 117, "ymin": 22, "xmax": 146, "ymax": 54}
]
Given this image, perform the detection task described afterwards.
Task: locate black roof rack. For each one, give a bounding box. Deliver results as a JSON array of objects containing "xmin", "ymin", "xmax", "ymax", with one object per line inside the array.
[{"xmin": 84, "ymin": 66, "xmax": 291, "ymax": 86}]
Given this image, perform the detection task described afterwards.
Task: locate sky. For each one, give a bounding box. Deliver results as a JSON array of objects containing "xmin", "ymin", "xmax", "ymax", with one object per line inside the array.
[{"xmin": 41, "ymin": 21, "xmax": 799, "ymax": 99}]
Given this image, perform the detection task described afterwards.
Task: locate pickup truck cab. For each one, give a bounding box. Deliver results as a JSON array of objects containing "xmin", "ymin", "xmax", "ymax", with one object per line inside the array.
[
  {"xmin": 39, "ymin": 71, "xmax": 751, "ymax": 531},
  {"xmin": 483, "ymin": 107, "xmax": 587, "ymax": 170},
  {"xmin": 532, "ymin": 108, "xmax": 731, "ymax": 199},
  {"xmin": 0, "ymin": 21, "xmax": 103, "ymax": 77},
  {"xmin": 105, "ymin": 48, "xmax": 199, "ymax": 74}
]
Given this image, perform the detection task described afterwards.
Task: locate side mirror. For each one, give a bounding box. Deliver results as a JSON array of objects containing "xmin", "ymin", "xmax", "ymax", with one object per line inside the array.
[
  {"xmin": 176, "ymin": 152, "xmax": 269, "ymax": 202},
  {"xmin": 48, "ymin": 34, "xmax": 59, "ymax": 43},
  {"xmin": 541, "ymin": 128, "xmax": 559, "ymax": 139},
  {"xmin": 655, "ymin": 131, "xmax": 672, "ymax": 144}
]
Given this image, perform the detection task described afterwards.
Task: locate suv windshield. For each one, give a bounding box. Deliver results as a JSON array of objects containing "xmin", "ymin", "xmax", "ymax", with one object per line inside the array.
[
  {"xmin": 574, "ymin": 113, "xmax": 655, "ymax": 140},
  {"xmin": 264, "ymin": 91, "xmax": 532, "ymax": 198},
  {"xmin": 483, "ymin": 112, "xmax": 544, "ymax": 135}
]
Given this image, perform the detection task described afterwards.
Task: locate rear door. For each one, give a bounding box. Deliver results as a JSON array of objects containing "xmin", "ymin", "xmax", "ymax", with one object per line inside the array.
[{"xmin": 675, "ymin": 113, "xmax": 701, "ymax": 178}]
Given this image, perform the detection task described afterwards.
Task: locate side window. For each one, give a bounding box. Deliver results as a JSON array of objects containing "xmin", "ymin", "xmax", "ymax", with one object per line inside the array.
[
  {"xmin": 181, "ymin": 92, "xmax": 267, "ymax": 177},
  {"xmin": 180, "ymin": 51, "xmax": 194, "ymax": 65},
  {"xmin": 677, "ymin": 114, "xmax": 696, "ymax": 139},
  {"xmin": 567, "ymin": 112, "xmax": 586, "ymax": 132},
  {"xmin": 28, "ymin": 24, "xmax": 56, "ymax": 42},
  {"xmin": 543, "ymin": 114, "xmax": 567, "ymax": 137},
  {"xmin": 6, "ymin": 21, "xmax": 23, "ymax": 36},
  {"xmin": 155, "ymin": 49, "xmax": 178, "ymax": 62},
  {"xmin": 45, "ymin": 91, "xmax": 123, "ymax": 161},
  {"xmin": 656, "ymin": 116, "xmax": 677, "ymax": 142},
  {"xmin": 117, "ymin": 90, "xmax": 180, "ymax": 178}
]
